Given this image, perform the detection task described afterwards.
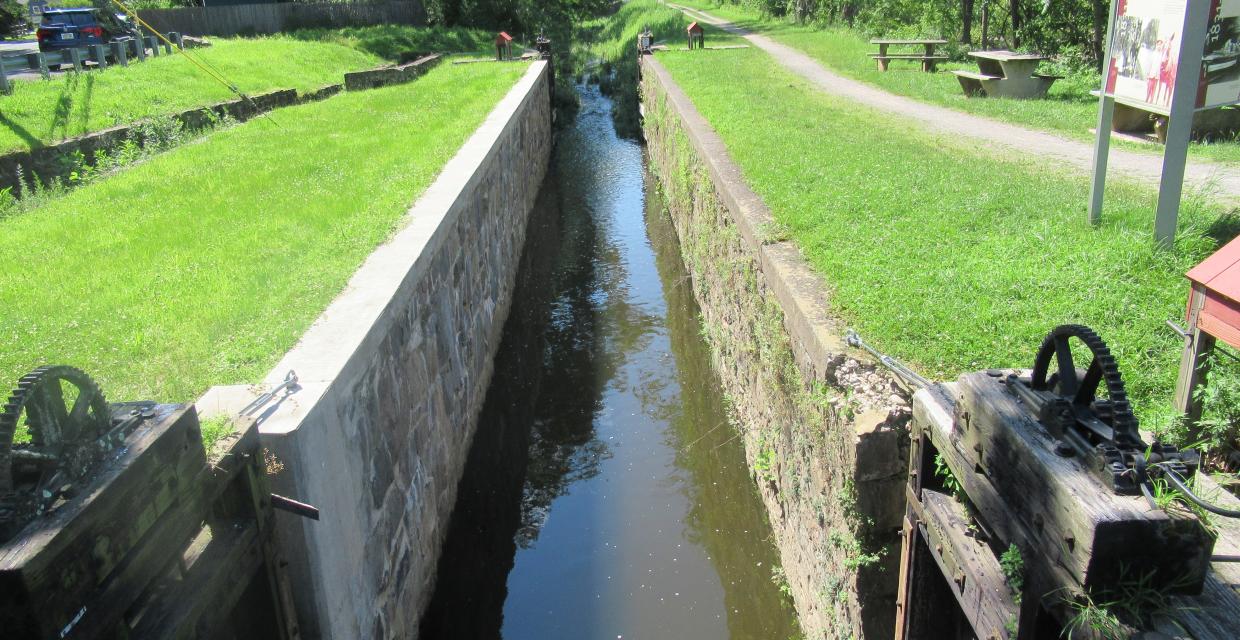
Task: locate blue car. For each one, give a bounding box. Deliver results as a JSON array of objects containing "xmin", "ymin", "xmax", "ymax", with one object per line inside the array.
[{"xmin": 36, "ymin": 8, "xmax": 134, "ymax": 53}]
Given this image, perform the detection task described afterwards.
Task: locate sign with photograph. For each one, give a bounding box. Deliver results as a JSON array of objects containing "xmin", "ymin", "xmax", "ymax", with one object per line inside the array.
[
  {"xmin": 1200, "ymin": 0, "xmax": 1240, "ymax": 108},
  {"xmin": 1104, "ymin": 0, "xmax": 1240, "ymax": 112},
  {"xmin": 1105, "ymin": 0, "xmax": 1190, "ymax": 112}
]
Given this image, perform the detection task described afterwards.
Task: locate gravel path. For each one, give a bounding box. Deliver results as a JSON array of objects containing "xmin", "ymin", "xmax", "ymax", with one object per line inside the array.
[{"xmin": 671, "ymin": 4, "xmax": 1240, "ymax": 203}]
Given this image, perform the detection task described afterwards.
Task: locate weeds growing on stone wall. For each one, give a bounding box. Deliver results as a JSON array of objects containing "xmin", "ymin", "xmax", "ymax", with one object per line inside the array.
[{"xmin": 643, "ymin": 77, "xmax": 897, "ymax": 639}]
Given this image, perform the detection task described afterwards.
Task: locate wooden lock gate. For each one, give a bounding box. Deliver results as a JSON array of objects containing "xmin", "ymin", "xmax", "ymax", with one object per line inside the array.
[
  {"xmin": 892, "ymin": 364, "xmax": 1240, "ymax": 639},
  {"xmin": 0, "ymin": 388, "xmax": 300, "ymax": 639}
]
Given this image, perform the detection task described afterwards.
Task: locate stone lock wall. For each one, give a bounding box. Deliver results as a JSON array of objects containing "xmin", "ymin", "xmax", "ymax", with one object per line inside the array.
[
  {"xmin": 197, "ymin": 61, "xmax": 552, "ymax": 640},
  {"xmin": 640, "ymin": 56, "xmax": 909, "ymax": 640}
]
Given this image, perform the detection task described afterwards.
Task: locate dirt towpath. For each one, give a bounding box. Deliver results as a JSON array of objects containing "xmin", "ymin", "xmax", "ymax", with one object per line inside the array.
[{"xmin": 670, "ymin": 3, "xmax": 1240, "ymax": 204}]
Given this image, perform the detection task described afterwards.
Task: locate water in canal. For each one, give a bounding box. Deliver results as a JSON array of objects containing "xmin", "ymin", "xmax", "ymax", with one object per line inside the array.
[{"xmin": 418, "ymin": 84, "xmax": 802, "ymax": 640}]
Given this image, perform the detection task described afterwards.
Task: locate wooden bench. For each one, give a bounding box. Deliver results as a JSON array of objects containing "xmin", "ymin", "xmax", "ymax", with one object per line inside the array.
[{"xmin": 870, "ymin": 39, "xmax": 948, "ymax": 72}]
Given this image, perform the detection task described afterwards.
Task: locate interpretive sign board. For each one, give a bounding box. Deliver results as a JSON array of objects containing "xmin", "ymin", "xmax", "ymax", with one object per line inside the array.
[
  {"xmin": 1090, "ymin": 0, "xmax": 1214, "ymax": 247},
  {"xmin": 1104, "ymin": 0, "xmax": 1240, "ymax": 113}
]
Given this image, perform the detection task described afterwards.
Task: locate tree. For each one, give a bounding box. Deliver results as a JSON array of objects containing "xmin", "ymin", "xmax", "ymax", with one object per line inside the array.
[
  {"xmin": 962, "ymin": 0, "xmax": 974, "ymax": 43},
  {"xmin": 0, "ymin": 0, "xmax": 28, "ymax": 38},
  {"xmin": 1009, "ymin": 0, "xmax": 1023, "ymax": 46}
]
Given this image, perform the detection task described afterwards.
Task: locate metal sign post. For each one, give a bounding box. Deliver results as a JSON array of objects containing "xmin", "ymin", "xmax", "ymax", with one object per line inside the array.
[
  {"xmin": 1156, "ymin": 0, "xmax": 1212, "ymax": 247},
  {"xmin": 1088, "ymin": 0, "xmax": 1216, "ymax": 248},
  {"xmin": 1088, "ymin": 2, "xmax": 1120, "ymax": 227}
]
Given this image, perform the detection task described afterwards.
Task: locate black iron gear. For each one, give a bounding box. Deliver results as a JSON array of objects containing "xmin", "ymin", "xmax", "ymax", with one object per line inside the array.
[
  {"xmin": 1030, "ymin": 324, "xmax": 1138, "ymax": 444},
  {"xmin": 0, "ymin": 366, "xmax": 110, "ymax": 539}
]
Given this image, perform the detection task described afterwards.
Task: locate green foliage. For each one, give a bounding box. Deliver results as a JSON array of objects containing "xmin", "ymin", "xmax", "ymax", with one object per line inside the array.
[
  {"xmin": 754, "ymin": 438, "xmax": 777, "ymax": 482},
  {"xmin": 1191, "ymin": 347, "xmax": 1240, "ymax": 454},
  {"xmin": 1061, "ymin": 569, "xmax": 1199, "ymax": 637},
  {"xmin": 0, "ymin": 37, "xmax": 379, "ymax": 155},
  {"xmin": 684, "ymin": 0, "xmax": 1110, "ymax": 63},
  {"xmin": 0, "ymin": 0, "xmax": 28, "ymax": 38},
  {"xmin": 1063, "ymin": 594, "xmax": 1126, "ymax": 640},
  {"xmin": 200, "ymin": 415, "xmax": 235, "ymax": 452},
  {"xmin": 933, "ymin": 453, "xmax": 962, "ymax": 497},
  {"xmin": 658, "ymin": 47, "xmax": 1230, "ymax": 426},
  {"xmin": 769, "ymin": 565, "xmax": 795, "ymax": 603},
  {"xmin": 0, "ymin": 62, "xmax": 527, "ymax": 403},
  {"xmin": 999, "ymin": 543, "xmax": 1023, "ymax": 595}
]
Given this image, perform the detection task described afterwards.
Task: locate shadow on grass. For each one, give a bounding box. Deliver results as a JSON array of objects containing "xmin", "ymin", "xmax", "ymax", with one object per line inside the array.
[
  {"xmin": 0, "ymin": 110, "xmax": 42, "ymax": 150},
  {"xmin": 288, "ymin": 25, "xmax": 496, "ymax": 61}
]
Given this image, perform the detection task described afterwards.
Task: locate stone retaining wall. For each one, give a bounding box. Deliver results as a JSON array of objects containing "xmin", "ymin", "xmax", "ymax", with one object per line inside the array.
[
  {"xmin": 0, "ymin": 51, "xmax": 442, "ymax": 196},
  {"xmin": 640, "ymin": 55, "xmax": 909, "ymax": 639},
  {"xmin": 197, "ymin": 61, "xmax": 552, "ymax": 639},
  {"xmin": 344, "ymin": 54, "xmax": 441, "ymax": 92},
  {"xmin": 0, "ymin": 87, "xmax": 308, "ymax": 195}
]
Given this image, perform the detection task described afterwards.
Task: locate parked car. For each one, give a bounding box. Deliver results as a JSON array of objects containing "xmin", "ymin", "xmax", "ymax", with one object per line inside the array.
[{"xmin": 36, "ymin": 8, "xmax": 135, "ymax": 53}]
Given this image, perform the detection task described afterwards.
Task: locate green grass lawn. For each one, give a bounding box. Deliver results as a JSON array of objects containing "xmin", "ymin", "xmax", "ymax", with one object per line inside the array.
[
  {"xmin": 0, "ymin": 61, "xmax": 529, "ymax": 403},
  {"xmin": 671, "ymin": 0, "xmax": 1240, "ymax": 165},
  {"xmin": 0, "ymin": 37, "xmax": 381, "ymax": 154},
  {"xmin": 656, "ymin": 47, "xmax": 1233, "ymax": 432},
  {"xmin": 290, "ymin": 24, "xmax": 503, "ymax": 61}
]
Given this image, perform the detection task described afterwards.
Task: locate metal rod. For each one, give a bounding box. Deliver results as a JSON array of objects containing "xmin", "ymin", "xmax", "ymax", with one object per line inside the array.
[
  {"xmin": 1166, "ymin": 319, "xmax": 1190, "ymax": 340},
  {"xmin": 239, "ymin": 370, "xmax": 299, "ymax": 417},
  {"xmin": 270, "ymin": 494, "xmax": 320, "ymax": 520},
  {"xmin": 845, "ymin": 330, "xmax": 931, "ymax": 389}
]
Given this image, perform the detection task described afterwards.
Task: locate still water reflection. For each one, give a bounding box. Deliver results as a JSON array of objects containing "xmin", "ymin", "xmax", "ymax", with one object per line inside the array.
[{"xmin": 418, "ymin": 84, "xmax": 801, "ymax": 640}]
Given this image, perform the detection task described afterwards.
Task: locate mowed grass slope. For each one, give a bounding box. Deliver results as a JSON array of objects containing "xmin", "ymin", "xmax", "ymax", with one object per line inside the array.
[
  {"xmin": 657, "ymin": 48, "xmax": 1228, "ymax": 426},
  {"xmin": 671, "ymin": 0, "xmax": 1240, "ymax": 164},
  {"xmin": 0, "ymin": 37, "xmax": 381, "ymax": 154},
  {"xmin": 0, "ymin": 61, "xmax": 529, "ymax": 402}
]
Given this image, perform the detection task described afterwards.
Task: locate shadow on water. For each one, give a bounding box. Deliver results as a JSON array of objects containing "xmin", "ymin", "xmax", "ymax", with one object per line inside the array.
[{"xmin": 419, "ymin": 83, "xmax": 801, "ymax": 640}]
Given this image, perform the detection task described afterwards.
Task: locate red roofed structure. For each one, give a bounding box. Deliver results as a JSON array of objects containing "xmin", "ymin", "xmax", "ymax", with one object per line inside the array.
[
  {"xmin": 1175, "ymin": 235, "xmax": 1240, "ymax": 420},
  {"xmin": 495, "ymin": 31, "xmax": 514, "ymax": 60}
]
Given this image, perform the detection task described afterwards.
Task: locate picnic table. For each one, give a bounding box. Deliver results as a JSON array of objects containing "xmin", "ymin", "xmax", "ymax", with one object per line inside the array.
[
  {"xmin": 952, "ymin": 50, "xmax": 1061, "ymax": 99},
  {"xmin": 869, "ymin": 38, "xmax": 948, "ymax": 72}
]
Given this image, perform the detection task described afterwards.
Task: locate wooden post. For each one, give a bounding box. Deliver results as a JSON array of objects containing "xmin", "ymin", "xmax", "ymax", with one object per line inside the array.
[
  {"xmin": 169, "ymin": 31, "xmax": 183, "ymax": 49},
  {"xmin": 69, "ymin": 47, "xmax": 83, "ymax": 72},
  {"xmin": 135, "ymin": 37, "xmax": 147, "ymax": 61},
  {"xmin": 147, "ymin": 36, "xmax": 159, "ymax": 56},
  {"xmin": 0, "ymin": 56, "xmax": 10, "ymax": 96},
  {"xmin": 1174, "ymin": 286, "xmax": 1217, "ymax": 425}
]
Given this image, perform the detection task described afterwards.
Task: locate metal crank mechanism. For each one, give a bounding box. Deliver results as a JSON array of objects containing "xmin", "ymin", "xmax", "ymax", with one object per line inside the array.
[
  {"xmin": 1005, "ymin": 325, "xmax": 1199, "ymax": 496},
  {"xmin": 0, "ymin": 366, "xmax": 157, "ymax": 542}
]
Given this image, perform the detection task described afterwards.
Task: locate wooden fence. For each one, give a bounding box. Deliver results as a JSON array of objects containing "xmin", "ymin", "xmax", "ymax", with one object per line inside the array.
[{"xmin": 137, "ymin": 1, "xmax": 426, "ymax": 37}]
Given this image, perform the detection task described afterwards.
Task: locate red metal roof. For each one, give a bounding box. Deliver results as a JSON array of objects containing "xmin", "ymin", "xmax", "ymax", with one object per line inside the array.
[
  {"xmin": 687, "ymin": 21, "xmax": 703, "ymax": 32},
  {"xmin": 1187, "ymin": 235, "xmax": 1240, "ymax": 305},
  {"xmin": 496, "ymin": 31, "xmax": 513, "ymax": 42}
]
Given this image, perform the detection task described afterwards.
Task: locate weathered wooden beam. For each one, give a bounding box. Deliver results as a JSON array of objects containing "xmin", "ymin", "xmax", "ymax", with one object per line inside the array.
[
  {"xmin": 920, "ymin": 489, "xmax": 1020, "ymax": 639},
  {"xmin": 126, "ymin": 518, "xmax": 263, "ymax": 639},
  {"xmin": 0, "ymin": 405, "xmax": 206, "ymax": 637},
  {"xmin": 952, "ymin": 371, "xmax": 1212, "ymax": 593},
  {"xmin": 1174, "ymin": 286, "xmax": 1216, "ymax": 425}
]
